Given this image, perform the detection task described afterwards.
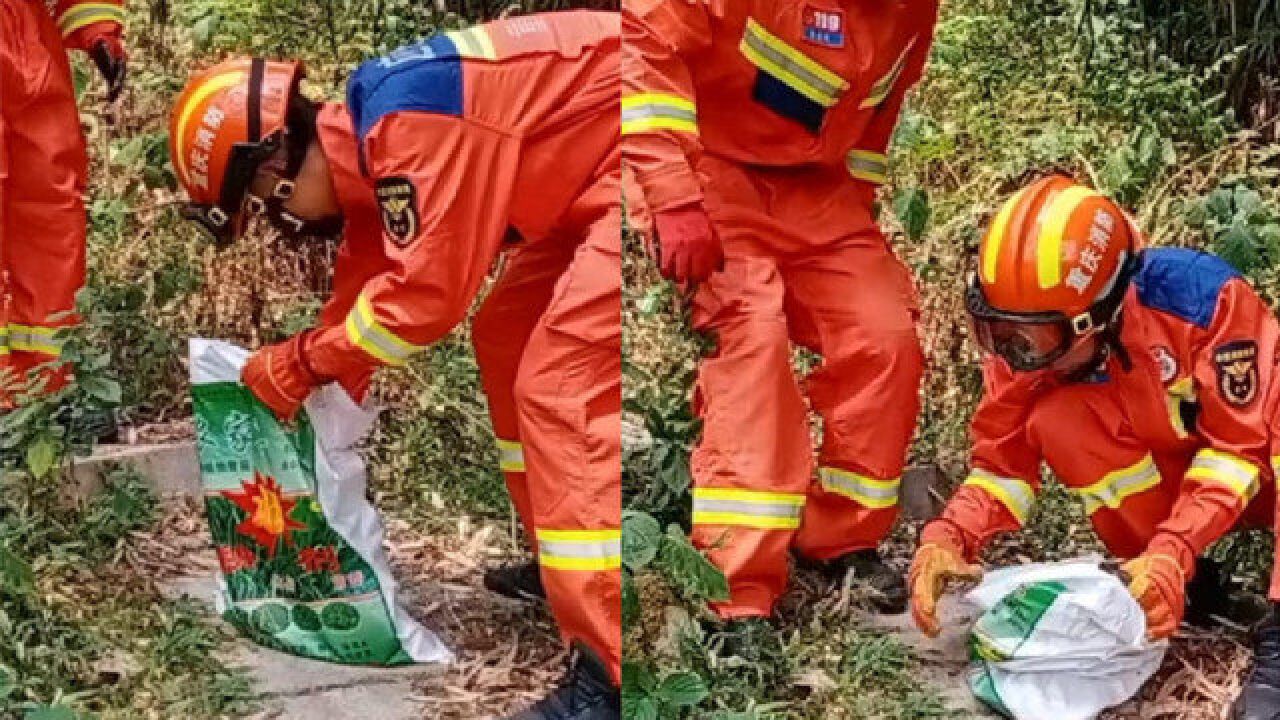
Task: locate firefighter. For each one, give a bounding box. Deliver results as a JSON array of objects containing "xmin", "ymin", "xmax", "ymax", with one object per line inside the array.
[
  {"xmin": 622, "ymin": 0, "xmax": 940, "ymax": 633},
  {"xmin": 906, "ymin": 175, "xmax": 1280, "ymax": 719},
  {"xmin": 168, "ymin": 12, "xmax": 620, "ymax": 719},
  {"xmin": 0, "ymin": 0, "xmax": 127, "ymax": 403}
]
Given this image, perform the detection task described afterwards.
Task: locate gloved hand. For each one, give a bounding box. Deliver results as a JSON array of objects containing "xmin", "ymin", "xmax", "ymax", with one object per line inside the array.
[
  {"xmin": 651, "ymin": 202, "xmax": 724, "ymax": 284},
  {"xmin": 909, "ymin": 540, "xmax": 983, "ymax": 638},
  {"xmin": 241, "ymin": 334, "xmax": 322, "ymax": 422},
  {"xmin": 87, "ymin": 34, "xmax": 127, "ymax": 102},
  {"xmin": 1121, "ymin": 553, "xmax": 1187, "ymax": 640}
]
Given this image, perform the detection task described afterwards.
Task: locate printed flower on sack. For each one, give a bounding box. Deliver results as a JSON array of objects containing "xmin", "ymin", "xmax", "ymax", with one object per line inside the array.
[
  {"xmin": 217, "ymin": 544, "xmax": 259, "ymax": 573},
  {"xmin": 221, "ymin": 472, "xmax": 306, "ymax": 557},
  {"xmin": 298, "ymin": 546, "xmax": 342, "ymax": 574}
]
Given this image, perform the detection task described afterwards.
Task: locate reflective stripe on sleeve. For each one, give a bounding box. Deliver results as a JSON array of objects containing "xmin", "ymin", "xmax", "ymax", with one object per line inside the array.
[
  {"xmin": 536, "ymin": 528, "xmax": 621, "ymax": 572},
  {"xmin": 740, "ymin": 18, "xmax": 849, "ymax": 107},
  {"xmin": 962, "ymin": 468, "xmax": 1035, "ymax": 525},
  {"xmin": 344, "ymin": 295, "xmax": 425, "ymax": 366},
  {"xmin": 861, "ymin": 38, "xmax": 917, "ymax": 108},
  {"xmin": 818, "ymin": 467, "xmax": 900, "ymax": 509},
  {"xmin": 692, "ymin": 487, "xmax": 804, "ymax": 530},
  {"xmin": 58, "ymin": 2, "xmax": 125, "ymax": 36},
  {"xmin": 1073, "ymin": 455, "xmax": 1161, "ymax": 514},
  {"xmin": 496, "ymin": 438, "xmax": 526, "ymax": 473},
  {"xmin": 621, "ymin": 93, "xmax": 698, "ymax": 136},
  {"xmin": 445, "ymin": 26, "xmax": 497, "ymax": 60},
  {"xmin": 8, "ymin": 324, "xmax": 64, "ymax": 358},
  {"xmin": 1186, "ymin": 448, "xmax": 1259, "ymax": 502},
  {"xmin": 846, "ymin": 149, "xmax": 889, "ymax": 185}
]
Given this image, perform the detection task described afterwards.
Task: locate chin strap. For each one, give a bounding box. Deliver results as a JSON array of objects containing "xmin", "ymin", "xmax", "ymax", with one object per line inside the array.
[{"xmin": 242, "ymin": 97, "xmax": 343, "ymax": 240}]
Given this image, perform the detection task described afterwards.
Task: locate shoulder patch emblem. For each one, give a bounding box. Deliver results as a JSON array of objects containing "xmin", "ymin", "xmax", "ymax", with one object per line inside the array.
[
  {"xmin": 375, "ymin": 176, "xmax": 419, "ymax": 247},
  {"xmin": 802, "ymin": 6, "xmax": 846, "ymax": 48},
  {"xmin": 1151, "ymin": 345, "xmax": 1178, "ymax": 384},
  {"xmin": 1214, "ymin": 339, "xmax": 1259, "ymax": 407}
]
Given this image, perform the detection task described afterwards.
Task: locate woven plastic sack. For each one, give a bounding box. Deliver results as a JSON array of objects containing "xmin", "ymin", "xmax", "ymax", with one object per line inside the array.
[
  {"xmin": 190, "ymin": 339, "xmax": 452, "ymax": 666},
  {"xmin": 966, "ymin": 559, "xmax": 1166, "ymax": 720}
]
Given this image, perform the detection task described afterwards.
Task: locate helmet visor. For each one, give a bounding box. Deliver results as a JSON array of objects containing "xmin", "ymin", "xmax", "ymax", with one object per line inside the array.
[{"xmin": 966, "ymin": 279, "xmax": 1073, "ymax": 372}]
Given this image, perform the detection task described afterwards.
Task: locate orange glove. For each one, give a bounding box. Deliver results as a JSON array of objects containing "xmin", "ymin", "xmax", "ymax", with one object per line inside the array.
[
  {"xmin": 1121, "ymin": 553, "xmax": 1188, "ymax": 640},
  {"xmin": 909, "ymin": 541, "xmax": 983, "ymax": 638},
  {"xmin": 651, "ymin": 202, "xmax": 724, "ymax": 284},
  {"xmin": 241, "ymin": 334, "xmax": 322, "ymax": 422}
]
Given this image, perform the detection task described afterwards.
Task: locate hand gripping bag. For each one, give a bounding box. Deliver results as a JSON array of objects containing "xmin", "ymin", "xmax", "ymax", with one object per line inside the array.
[
  {"xmin": 966, "ymin": 559, "xmax": 1166, "ymax": 720},
  {"xmin": 190, "ymin": 339, "xmax": 452, "ymax": 665}
]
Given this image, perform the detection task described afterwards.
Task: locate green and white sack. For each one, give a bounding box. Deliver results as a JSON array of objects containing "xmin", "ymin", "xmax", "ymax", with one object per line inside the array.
[
  {"xmin": 190, "ymin": 339, "xmax": 451, "ymax": 666},
  {"xmin": 967, "ymin": 559, "xmax": 1165, "ymax": 720}
]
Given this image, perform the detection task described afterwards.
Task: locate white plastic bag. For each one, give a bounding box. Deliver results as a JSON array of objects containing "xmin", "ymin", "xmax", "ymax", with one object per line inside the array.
[
  {"xmin": 190, "ymin": 339, "xmax": 452, "ymax": 665},
  {"xmin": 965, "ymin": 559, "xmax": 1166, "ymax": 720}
]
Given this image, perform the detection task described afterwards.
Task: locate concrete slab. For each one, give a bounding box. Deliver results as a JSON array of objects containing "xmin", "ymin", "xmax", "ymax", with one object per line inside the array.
[{"xmin": 70, "ymin": 442, "xmax": 201, "ymax": 499}]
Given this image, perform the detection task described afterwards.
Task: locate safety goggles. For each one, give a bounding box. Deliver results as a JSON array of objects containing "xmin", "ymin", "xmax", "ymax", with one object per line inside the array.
[{"xmin": 965, "ymin": 254, "xmax": 1138, "ymax": 372}]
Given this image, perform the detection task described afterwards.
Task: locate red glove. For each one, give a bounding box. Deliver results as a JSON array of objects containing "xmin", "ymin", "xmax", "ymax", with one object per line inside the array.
[
  {"xmin": 651, "ymin": 202, "xmax": 724, "ymax": 284},
  {"xmin": 83, "ymin": 29, "xmax": 127, "ymax": 102},
  {"xmin": 241, "ymin": 334, "xmax": 322, "ymax": 422},
  {"xmin": 1121, "ymin": 552, "xmax": 1189, "ymax": 640}
]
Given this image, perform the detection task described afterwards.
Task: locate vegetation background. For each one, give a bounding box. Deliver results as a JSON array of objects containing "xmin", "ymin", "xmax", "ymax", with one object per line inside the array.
[{"xmin": 622, "ymin": 0, "xmax": 1280, "ymax": 718}]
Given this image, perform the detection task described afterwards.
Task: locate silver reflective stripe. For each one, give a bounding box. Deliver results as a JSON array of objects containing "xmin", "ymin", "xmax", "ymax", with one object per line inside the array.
[
  {"xmin": 742, "ymin": 26, "xmax": 844, "ymax": 101},
  {"xmin": 693, "ymin": 497, "xmax": 803, "ymax": 519},
  {"xmin": 819, "ymin": 468, "xmax": 900, "ymax": 508},
  {"xmin": 347, "ymin": 303, "xmax": 415, "ymax": 364},
  {"xmin": 1187, "ymin": 449, "xmax": 1258, "ymax": 498},
  {"xmin": 497, "ymin": 439, "xmax": 525, "ymax": 472},
  {"xmin": 538, "ymin": 538, "xmax": 622, "ymax": 559},
  {"xmin": 621, "ymin": 103, "xmax": 697, "ymax": 125},
  {"xmin": 964, "ymin": 468, "xmax": 1035, "ymax": 523},
  {"xmin": 846, "ymin": 152, "xmax": 888, "ymax": 181},
  {"xmin": 1074, "ymin": 457, "xmax": 1160, "ymax": 514}
]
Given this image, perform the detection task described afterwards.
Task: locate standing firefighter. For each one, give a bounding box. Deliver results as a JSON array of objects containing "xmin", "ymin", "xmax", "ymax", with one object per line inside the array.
[
  {"xmin": 0, "ymin": 0, "xmax": 127, "ymax": 402},
  {"xmin": 622, "ymin": 0, "xmax": 940, "ymax": 630},
  {"xmin": 907, "ymin": 175, "xmax": 1280, "ymax": 719},
  {"xmin": 168, "ymin": 12, "xmax": 621, "ymax": 719}
]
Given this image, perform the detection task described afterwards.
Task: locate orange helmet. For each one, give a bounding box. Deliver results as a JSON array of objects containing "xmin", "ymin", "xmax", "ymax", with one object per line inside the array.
[
  {"xmin": 967, "ymin": 175, "xmax": 1141, "ymax": 371},
  {"xmin": 169, "ymin": 57, "xmax": 305, "ymax": 243}
]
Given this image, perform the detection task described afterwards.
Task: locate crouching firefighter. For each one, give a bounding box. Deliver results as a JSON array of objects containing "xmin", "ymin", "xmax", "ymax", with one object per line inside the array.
[
  {"xmin": 906, "ymin": 175, "xmax": 1280, "ymax": 720},
  {"xmin": 0, "ymin": 0, "xmax": 127, "ymax": 404},
  {"xmin": 168, "ymin": 12, "xmax": 621, "ymax": 719}
]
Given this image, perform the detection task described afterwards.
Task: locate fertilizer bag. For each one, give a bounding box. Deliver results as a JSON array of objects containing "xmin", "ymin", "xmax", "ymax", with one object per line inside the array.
[
  {"xmin": 190, "ymin": 338, "xmax": 451, "ymax": 666},
  {"xmin": 966, "ymin": 559, "xmax": 1166, "ymax": 720}
]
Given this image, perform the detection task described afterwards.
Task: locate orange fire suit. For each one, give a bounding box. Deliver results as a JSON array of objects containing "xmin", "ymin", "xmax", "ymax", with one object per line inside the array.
[
  {"xmin": 0, "ymin": 0, "xmax": 124, "ymax": 395},
  {"xmin": 623, "ymin": 0, "xmax": 939, "ymax": 617},
  {"xmin": 299, "ymin": 12, "xmax": 622, "ymax": 680},
  {"xmin": 924, "ymin": 248, "xmax": 1280, "ymax": 600}
]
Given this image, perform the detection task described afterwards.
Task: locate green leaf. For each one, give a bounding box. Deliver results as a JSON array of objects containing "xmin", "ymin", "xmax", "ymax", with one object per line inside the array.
[
  {"xmin": 79, "ymin": 375, "xmax": 122, "ymax": 405},
  {"xmin": 26, "ymin": 433, "xmax": 61, "ymax": 479},
  {"xmin": 622, "ymin": 511, "xmax": 662, "ymax": 571},
  {"xmin": 0, "ymin": 545, "xmax": 34, "ymax": 597},
  {"xmin": 24, "ymin": 707, "xmax": 79, "ymax": 720},
  {"xmin": 658, "ymin": 671, "xmax": 709, "ymax": 708},
  {"xmin": 622, "ymin": 570, "xmax": 640, "ymax": 628},
  {"xmin": 893, "ymin": 187, "xmax": 931, "ymax": 242},
  {"xmin": 658, "ymin": 525, "xmax": 729, "ymax": 602}
]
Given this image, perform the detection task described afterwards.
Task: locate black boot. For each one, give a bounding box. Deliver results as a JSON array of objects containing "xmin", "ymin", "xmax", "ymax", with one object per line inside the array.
[
  {"xmin": 1234, "ymin": 607, "xmax": 1280, "ymax": 720},
  {"xmin": 1186, "ymin": 557, "xmax": 1231, "ymax": 627},
  {"xmin": 484, "ymin": 560, "xmax": 545, "ymax": 601},
  {"xmin": 509, "ymin": 646, "xmax": 619, "ymax": 720},
  {"xmin": 824, "ymin": 549, "xmax": 908, "ymax": 614}
]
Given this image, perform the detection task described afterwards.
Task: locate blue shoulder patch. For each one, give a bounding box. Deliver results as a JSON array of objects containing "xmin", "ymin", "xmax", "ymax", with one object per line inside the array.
[
  {"xmin": 1133, "ymin": 247, "xmax": 1239, "ymax": 329},
  {"xmin": 346, "ymin": 34, "xmax": 465, "ymax": 142}
]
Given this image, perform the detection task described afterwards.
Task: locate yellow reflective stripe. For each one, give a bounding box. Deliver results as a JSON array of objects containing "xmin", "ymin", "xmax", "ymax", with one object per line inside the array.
[
  {"xmin": 1186, "ymin": 448, "xmax": 1259, "ymax": 501},
  {"xmin": 1272, "ymin": 456, "xmax": 1280, "ymax": 481},
  {"xmin": 982, "ymin": 187, "xmax": 1029, "ymax": 285},
  {"xmin": 818, "ymin": 467, "xmax": 899, "ymax": 509},
  {"xmin": 8, "ymin": 324, "xmax": 64, "ymax": 357},
  {"xmin": 621, "ymin": 93, "xmax": 698, "ymax": 136},
  {"xmin": 740, "ymin": 18, "xmax": 849, "ymax": 107},
  {"xmin": 1073, "ymin": 455, "xmax": 1161, "ymax": 514},
  {"xmin": 1036, "ymin": 185, "xmax": 1099, "ymax": 289},
  {"xmin": 172, "ymin": 71, "xmax": 246, "ymax": 188},
  {"xmin": 861, "ymin": 38, "xmax": 917, "ymax": 109},
  {"xmin": 496, "ymin": 438, "xmax": 525, "ymax": 473},
  {"xmin": 58, "ymin": 2, "xmax": 124, "ymax": 36},
  {"xmin": 536, "ymin": 528, "xmax": 621, "ymax": 571},
  {"xmin": 846, "ymin": 149, "xmax": 889, "ymax": 185},
  {"xmin": 1166, "ymin": 377, "xmax": 1195, "ymax": 439},
  {"xmin": 963, "ymin": 469, "xmax": 1035, "ymax": 525},
  {"xmin": 343, "ymin": 295, "xmax": 424, "ymax": 366},
  {"xmin": 692, "ymin": 487, "xmax": 804, "ymax": 530},
  {"xmin": 446, "ymin": 26, "xmax": 497, "ymax": 60}
]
